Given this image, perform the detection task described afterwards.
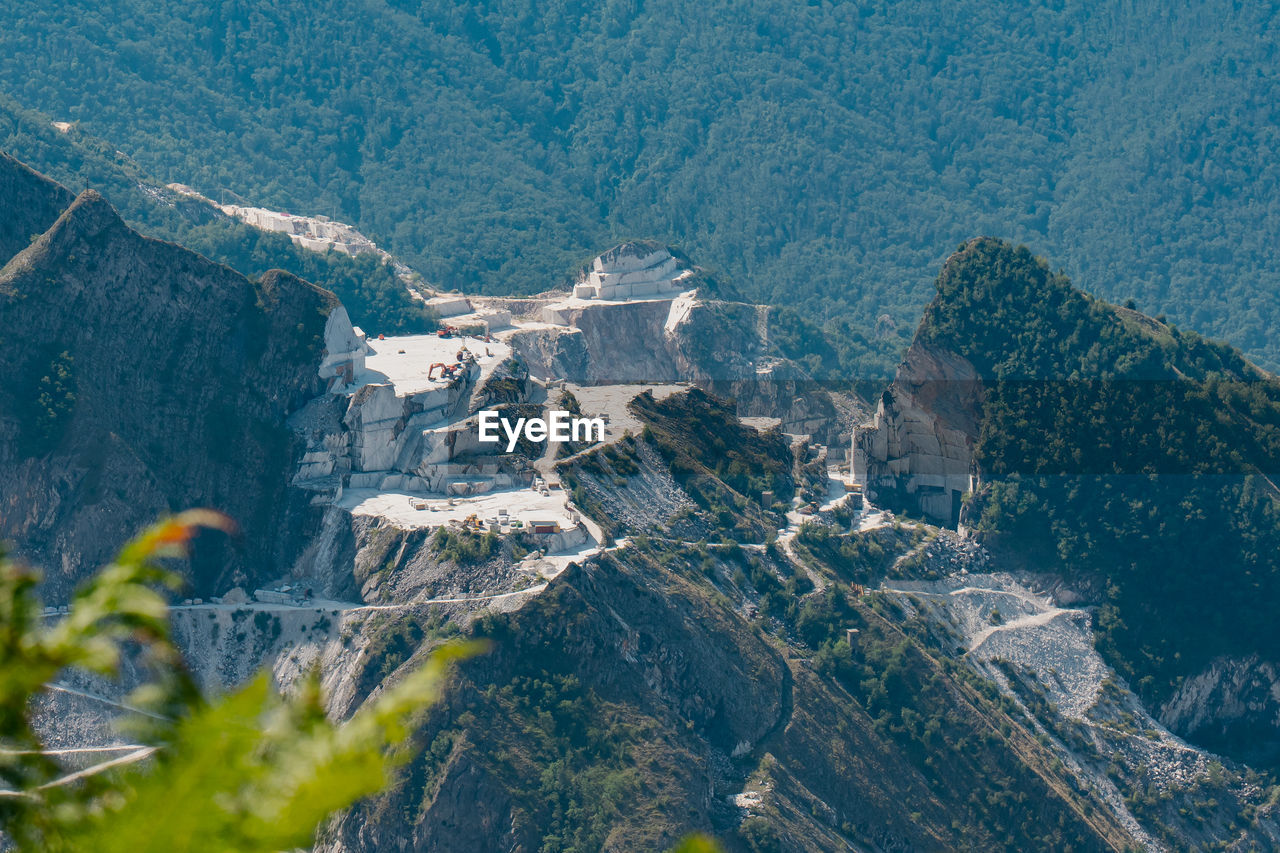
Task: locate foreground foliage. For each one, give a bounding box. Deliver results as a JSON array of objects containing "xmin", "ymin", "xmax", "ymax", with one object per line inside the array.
[{"xmin": 0, "ymin": 511, "xmax": 475, "ymax": 851}]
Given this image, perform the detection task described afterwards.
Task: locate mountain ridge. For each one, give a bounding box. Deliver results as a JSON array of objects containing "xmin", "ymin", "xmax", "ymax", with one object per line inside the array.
[
  {"xmin": 7, "ymin": 1, "xmax": 1280, "ymax": 372},
  {"xmin": 864, "ymin": 236, "xmax": 1280, "ymax": 768},
  {"xmin": 4, "ymin": 145, "xmax": 1280, "ymax": 848},
  {"xmin": 0, "ymin": 160, "xmax": 339, "ymax": 597}
]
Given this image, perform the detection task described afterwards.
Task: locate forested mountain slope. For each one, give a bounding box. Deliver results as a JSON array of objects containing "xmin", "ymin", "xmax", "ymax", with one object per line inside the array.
[
  {"xmin": 870, "ymin": 237, "xmax": 1280, "ymax": 768},
  {"xmin": 0, "ymin": 96, "xmax": 432, "ymax": 335},
  {"xmin": 327, "ymin": 398, "xmax": 1145, "ymax": 852},
  {"xmin": 2, "ymin": 1, "xmax": 1280, "ymax": 373}
]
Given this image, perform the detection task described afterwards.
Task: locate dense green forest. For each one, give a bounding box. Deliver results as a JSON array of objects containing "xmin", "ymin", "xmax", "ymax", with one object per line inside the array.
[
  {"xmin": 923, "ymin": 238, "xmax": 1280, "ymax": 765},
  {"xmin": 0, "ymin": 96, "xmax": 433, "ymax": 335},
  {"xmin": 0, "ymin": 1, "xmax": 1278, "ymax": 374}
]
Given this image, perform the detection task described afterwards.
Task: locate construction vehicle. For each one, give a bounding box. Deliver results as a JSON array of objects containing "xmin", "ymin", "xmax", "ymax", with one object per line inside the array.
[
  {"xmin": 437, "ymin": 325, "xmax": 458, "ymax": 338},
  {"xmin": 428, "ymin": 362, "xmax": 460, "ymax": 380}
]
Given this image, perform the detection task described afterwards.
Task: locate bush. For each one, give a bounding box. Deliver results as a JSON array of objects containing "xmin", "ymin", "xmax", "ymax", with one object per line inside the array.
[{"xmin": 431, "ymin": 527, "xmax": 499, "ymax": 565}]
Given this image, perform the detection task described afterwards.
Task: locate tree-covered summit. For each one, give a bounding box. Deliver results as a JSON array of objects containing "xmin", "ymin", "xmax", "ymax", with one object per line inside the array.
[
  {"xmin": 918, "ymin": 237, "xmax": 1280, "ymax": 477},
  {"xmin": 922, "ymin": 237, "xmax": 1267, "ymax": 383},
  {"xmin": 909, "ymin": 238, "xmax": 1280, "ymax": 764}
]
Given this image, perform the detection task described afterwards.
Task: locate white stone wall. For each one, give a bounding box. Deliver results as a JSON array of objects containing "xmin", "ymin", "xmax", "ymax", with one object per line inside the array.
[
  {"xmin": 541, "ymin": 304, "xmax": 573, "ymax": 325},
  {"xmin": 862, "ymin": 343, "xmax": 980, "ymax": 525},
  {"xmin": 427, "ymin": 296, "xmax": 473, "ymax": 318},
  {"xmin": 590, "ymin": 254, "xmax": 678, "ymax": 288},
  {"xmin": 477, "ymin": 310, "xmax": 511, "ymax": 331},
  {"xmin": 319, "ymin": 307, "xmax": 368, "ymax": 387},
  {"xmin": 220, "ymin": 204, "xmax": 389, "ymax": 262}
]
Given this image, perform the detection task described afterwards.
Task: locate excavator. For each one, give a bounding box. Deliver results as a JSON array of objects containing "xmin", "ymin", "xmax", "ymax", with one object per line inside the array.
[{"xmin": 428, "ymin": 362, "xmax": 460, "ymax": 380}]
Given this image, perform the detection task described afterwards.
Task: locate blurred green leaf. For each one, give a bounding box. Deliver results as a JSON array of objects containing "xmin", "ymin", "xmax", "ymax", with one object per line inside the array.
[
  {"xmin": 668, "ymin": 833, "xmax": 724, "ymax": 853},
  {"xmin": 0, "ymin": 512, "xmax": 481, "ymax": 852}
]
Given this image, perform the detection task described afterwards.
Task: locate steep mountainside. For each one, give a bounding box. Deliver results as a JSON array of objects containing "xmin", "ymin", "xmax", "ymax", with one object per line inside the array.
[
  {"xmin": 0, "ymin": 158, "xmax": 340, "ymax": 597},
  {"xmin": 316, "ymin": 413, "xmax": 1143, "ymax": 852},
  {"xmin": 0, "ymin": 152, "xmax": 72, "ymax": 260},
  {"xmin": 864, "ymin": 237, "xmax": 1280, "ymax": 768},
  {"xmin": 5, "ymin": 2, "xmax": 1280, "ymax": 372},
  {"xmin": 13, "ymin": 168, "xmax": 1278, "ymax": 847}
]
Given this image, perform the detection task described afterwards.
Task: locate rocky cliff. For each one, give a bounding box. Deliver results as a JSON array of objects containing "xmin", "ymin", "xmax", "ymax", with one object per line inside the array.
[
  {"xmin": 0, "ymin": 151, "xmax": 73, "ymax": 261},
  {"xmin": 860, "ymin": 337, "xmax": 980, "ymax": 525},
  {"xmin": 505, "ymin": 285, "xmax": 839, "ymax": 443},
  {"xmin": 1160, "ymin": 656, "xmax": 1280, "ymax": 768},
  {"xmin": 324, "ymin": 551, "xmax": 790, "ymax": 853},
  {"xmin": 0, "ymin": 160, "xmax": 340, "ymax": 597}
]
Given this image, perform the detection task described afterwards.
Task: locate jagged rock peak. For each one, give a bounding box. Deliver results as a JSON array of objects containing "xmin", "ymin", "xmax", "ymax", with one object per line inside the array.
[
  {"xmin": 259, "ymin": 267, "xmax": 341, "ymax": 313},
  {"xmin": 0, "ymin": 154, "xmax": 342, "ymax": 598},
  {"xmin": 40, "ymin": 189, "xmax": 123, "ymax": 243},
  {"xmin": 1, "ymin": 190, "xmax": 129, "ymax": 282}
]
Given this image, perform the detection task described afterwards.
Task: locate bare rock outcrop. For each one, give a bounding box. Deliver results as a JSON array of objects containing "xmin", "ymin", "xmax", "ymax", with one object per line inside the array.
[
  {"xmin": 0, "ymin": 168, "xmax": 340, "ymax": 597},
  {"xmin": 860, "ymin": 339, "xmax": 981, "ymax": 525},
  {"xmin": 1160, "ymin": 656, "xmax": 1280, "ymax": 767},
  {"xmin": 507, "ymin": 259, "xmax": 840, "ymax": 442}
]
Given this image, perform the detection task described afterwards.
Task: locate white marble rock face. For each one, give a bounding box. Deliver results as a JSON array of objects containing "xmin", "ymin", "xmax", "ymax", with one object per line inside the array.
[
  {"xmin": 861, "ymin": 340, "xmax": 980, "ymax": 524},
  {"xmin": 573, "ymin": 244, "xmax": 691, "ymax": 300},
  {"xmin": 318, "ymin": 306, "xmax": 368, "ymax": 389}
]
